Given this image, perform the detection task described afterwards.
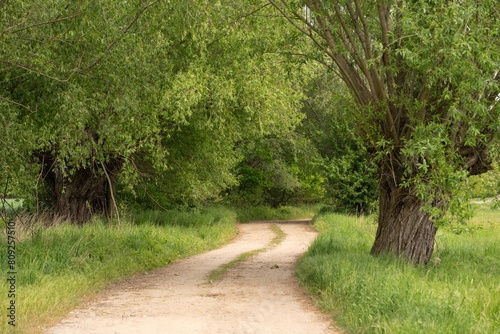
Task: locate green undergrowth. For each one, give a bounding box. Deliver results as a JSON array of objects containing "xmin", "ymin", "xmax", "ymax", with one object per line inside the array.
[
  {"xmin": 297, "ymin": 205, "xmax": 500, "ymax": 334},
  {"xmin": 234, "ymin": 204, "xmax": 320, "ymax": 223},
  {"xmin": 0, "ymin": 206, "xmax": 238, "ymax": 333}
]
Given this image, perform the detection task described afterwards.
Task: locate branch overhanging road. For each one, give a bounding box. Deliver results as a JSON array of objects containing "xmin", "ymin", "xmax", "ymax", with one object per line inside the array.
[{"xmin": 46, "ymin": 220, "xmax": 340, "ymax": 334}]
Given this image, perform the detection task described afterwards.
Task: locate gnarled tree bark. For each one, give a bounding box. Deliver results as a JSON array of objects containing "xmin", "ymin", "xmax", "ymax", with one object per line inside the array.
[
  {"xmin": 371, "ymin": 161, "xmax": 438, "ymax": 264},
  {"xmin": 37, "ymin": 152, "xmax": 122, "ymax": 224}
]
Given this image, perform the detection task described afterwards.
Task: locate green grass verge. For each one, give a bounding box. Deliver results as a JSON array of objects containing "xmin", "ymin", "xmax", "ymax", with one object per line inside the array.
[
  {"xmin": 0, "ymin": 206, "xmax": 238, "ymax": 334},
  {"xmin": 297, "ymin": 204, "xmax": 500, "ymax": 334}
]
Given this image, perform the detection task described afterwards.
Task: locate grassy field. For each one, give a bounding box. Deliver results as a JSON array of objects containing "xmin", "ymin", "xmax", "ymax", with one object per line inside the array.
[{"xmin": 297, "ymin": 202, "xmax": 500, "ymax": 333}]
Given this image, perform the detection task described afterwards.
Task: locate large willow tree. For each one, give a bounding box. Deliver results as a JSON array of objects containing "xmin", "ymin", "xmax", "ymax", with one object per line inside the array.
[{"xmin": 269, "ymin": 0, "xmax": 500, "ymax": 264}]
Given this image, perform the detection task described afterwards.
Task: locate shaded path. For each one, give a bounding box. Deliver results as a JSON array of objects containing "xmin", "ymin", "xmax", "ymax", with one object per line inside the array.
[{"xmin": 47, "ymin": 220, "xmax": 338, "ymax": 334}]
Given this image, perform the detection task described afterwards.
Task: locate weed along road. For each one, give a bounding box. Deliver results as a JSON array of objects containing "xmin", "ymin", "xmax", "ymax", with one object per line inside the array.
[{"xmin": 46, "ymin": 220, "xmax": 339, "ymax": 334}]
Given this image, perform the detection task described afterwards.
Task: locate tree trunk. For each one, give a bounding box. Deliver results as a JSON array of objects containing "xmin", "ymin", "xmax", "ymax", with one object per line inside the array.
[
  {"xmin": 38, "ymin": 153, "xmax": 122, "ymax": 224},
  {"xmin": 370, "ymin": 167, "xmax": 437, "ymax": 265}
]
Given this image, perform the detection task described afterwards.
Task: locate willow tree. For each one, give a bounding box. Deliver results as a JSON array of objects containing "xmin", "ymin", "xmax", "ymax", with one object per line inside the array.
[
  {"xmin": 1, "ymin": 0, "xmax": 169, "ymax": 222},
  {"xmin": 269, "ymin": 0, "xmax": 500, "ymax": 264}
]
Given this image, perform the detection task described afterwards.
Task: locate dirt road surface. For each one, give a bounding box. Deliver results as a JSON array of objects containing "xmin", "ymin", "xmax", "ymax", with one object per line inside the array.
[{"xmin": 46, "ymin": 220, "xmax": 339, "ymax": 334}]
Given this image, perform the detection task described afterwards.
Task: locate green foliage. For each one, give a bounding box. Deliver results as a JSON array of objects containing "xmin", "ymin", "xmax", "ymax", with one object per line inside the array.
[
  {"xmin": 1, "ymin": 0, "xmax": 309, "ymax": 216},
  {"xmin": 0, "ymin": 207, "xmax": 237, "ymax": 333},
  {"xmin": 323, "ymin": 150, "xmax": 378, "ymax": 214},
  {"xmin": 231, "ymin": 135, "xmax": 325, "ymax": 207},
  {"xmin": 401, "ymin": 122, "xmax": 472, "ymax": 224},
  {"xmin": 468, "ymin": 165, "xmax": 500, "ymax": 199},
  {"xmin": 298, "ymin": 209, "xmax": 500, "ymax": 333},
  {"xmin": 300, "ymin": 67, "xmax": 378, "ymax": 214}
]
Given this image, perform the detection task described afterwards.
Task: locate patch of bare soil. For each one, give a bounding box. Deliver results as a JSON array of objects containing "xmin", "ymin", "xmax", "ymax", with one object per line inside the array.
[{"xmin": 46, "ymin": 220, "xmax": 340, "ymax": 334}]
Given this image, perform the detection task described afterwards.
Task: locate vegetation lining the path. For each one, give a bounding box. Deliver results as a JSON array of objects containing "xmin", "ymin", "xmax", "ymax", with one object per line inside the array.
[
  {"xmin": 234, "ymin": 205, "xmax": 319, "ymax": 223},
  {"xmin": 297, "ymin": 202, "xmax": 500, "ymax": 334},
  {"xmin": 0, "ymin": 205, "xmax": 313, "ymax": 333}
]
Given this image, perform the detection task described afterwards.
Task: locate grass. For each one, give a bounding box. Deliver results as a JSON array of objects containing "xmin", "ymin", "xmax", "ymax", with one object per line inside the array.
[
  {"xmin": 207, "ymin": 249, "xmax": 263, "ymax": 282},
  {"xmin": 234, "ymin": 204, "xmax": 319, "ymax": 223},
  {"xmin": 297, "ymin": 203, "xmax": 500, "ymax": 334},
  {"xmin": 0, "ymin": 206, "xmax": 238, "ymax": 334},
  {"xmin": 269, "ymin": 223, "xmax": 286, "ymax": 246}
]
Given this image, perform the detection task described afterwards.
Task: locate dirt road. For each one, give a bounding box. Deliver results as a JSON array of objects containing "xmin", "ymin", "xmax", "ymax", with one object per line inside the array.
[{"xmin": 46, "ymin": 220, "xmax": 338, "ymax": 334}]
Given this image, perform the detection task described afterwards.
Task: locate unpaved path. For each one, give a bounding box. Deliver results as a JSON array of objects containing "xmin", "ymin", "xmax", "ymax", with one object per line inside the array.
[{"xmin": 46, "ymin": 220, "xmax": 339, "ymax": 334}]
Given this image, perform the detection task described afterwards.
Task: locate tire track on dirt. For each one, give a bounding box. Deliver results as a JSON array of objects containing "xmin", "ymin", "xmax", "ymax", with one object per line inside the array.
[{"xmin": 46, "ymin": 220, "xmax": 338, "ymax": 334}]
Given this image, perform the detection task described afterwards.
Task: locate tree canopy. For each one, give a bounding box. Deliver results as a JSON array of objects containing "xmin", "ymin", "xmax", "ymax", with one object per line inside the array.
[
  {"xmin": 269, "ymin": 0, "xmax": 500, "ymax": 263},
  {"xmin": 1, "ymin": 0, "xmax": 306, "ymax": 221}
]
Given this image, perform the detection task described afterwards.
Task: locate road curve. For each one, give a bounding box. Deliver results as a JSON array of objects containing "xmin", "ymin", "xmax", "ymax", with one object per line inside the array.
[{"xmin": 46, "ymin": 220, "xmax": 339, "ymax": 334}]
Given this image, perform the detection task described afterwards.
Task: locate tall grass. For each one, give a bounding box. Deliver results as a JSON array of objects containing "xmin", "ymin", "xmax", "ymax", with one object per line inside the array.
[
  {"xmin": 0, "ymin": 207, "xmax": 237, "ymax": 334},
  {"xmin": 297, "ymin": 204, "xmax": 500, "ymax": 334}
]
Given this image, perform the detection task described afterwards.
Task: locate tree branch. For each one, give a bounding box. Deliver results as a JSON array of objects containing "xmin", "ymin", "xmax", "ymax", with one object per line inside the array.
[
  {"xmin": 100, "ymin": 161, "xmax": 121, "ymax": 224},
  {"xmin": 378, "ymin": 1, "xmax": 395, "ymax": 98},
  {"xmin": 307, "ymin": 0, "xmax": 372, "ymax": 105}
]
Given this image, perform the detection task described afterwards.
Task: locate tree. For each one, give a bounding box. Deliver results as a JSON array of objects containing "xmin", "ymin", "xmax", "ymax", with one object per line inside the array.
[
  {"xmin": 1, "ymin": 0, "xmax": 171, "ymax": 222},
  {"xmin": 269, "ymin": 0, "xmax": 500, "ymax": 264},
  {"xmin": 230, "ymin": 134, "xmax": 325, "ymax": 207},
  {"xmin": 120, "ymin": 0, "xmax": 306, "ymax": 210}
]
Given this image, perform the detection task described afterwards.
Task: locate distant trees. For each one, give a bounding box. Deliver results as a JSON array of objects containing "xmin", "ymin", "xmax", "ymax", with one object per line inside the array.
[{"xmin": 300, "ymin": 67, "xmax": 378, "ymax": 214}]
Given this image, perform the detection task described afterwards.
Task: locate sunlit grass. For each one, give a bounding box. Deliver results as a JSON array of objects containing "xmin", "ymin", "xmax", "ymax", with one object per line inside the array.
[
  {"xmin": 0, "ymin": 207, "xmax": 238, "ymax": 334},
  {"xmin": 469, "ymin": 199, "xmax": 500, "ymax": 226},
  {"xmin": 297, "ymin": 203, "xmax": 500, "ymax": 334}
]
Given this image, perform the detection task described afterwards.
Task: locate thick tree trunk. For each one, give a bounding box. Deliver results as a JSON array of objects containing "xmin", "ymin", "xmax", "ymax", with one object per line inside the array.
[
  {"xmin": 370, "ymin": 167, "xmax": 437, "ymax": 265},
  {"xmin": 38, "ymin": 153, "xmax": 122, "ymax": 224}
]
